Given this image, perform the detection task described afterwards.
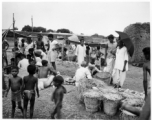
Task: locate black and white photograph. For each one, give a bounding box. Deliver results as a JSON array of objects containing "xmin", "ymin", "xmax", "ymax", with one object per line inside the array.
[{"xmin": 2, "ymin": 1, "xmax": 151, "ymax": 119}]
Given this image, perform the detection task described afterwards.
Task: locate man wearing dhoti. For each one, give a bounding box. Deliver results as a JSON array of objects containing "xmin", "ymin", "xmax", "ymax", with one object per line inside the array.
[
  {"xmin": 75, "ymin": 37, "xmax": 86, "ymax": 67},
  {"xmin": 112, "ymin": 40, "xmax": 128, "ymax": 88},
  {"xmin": 103, "ymin": 34, "xmax": 117, "ymax": 73},
  {"xmin": 47, "ymin": 34, "xmax": 59, "ymax": 70}
]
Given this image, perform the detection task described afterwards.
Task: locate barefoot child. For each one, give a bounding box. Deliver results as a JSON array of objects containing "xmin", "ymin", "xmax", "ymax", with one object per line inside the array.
[
  {"xmin": 51, "ymin": 76, "xmax": 67, "ymax": 119},
  {"xmin": 5, "ymin": 67, "xmax": 23, "ymax": 118},
  {"xmin": 22, "ymin": 65, "xmax": 40, "ymax": 118}
]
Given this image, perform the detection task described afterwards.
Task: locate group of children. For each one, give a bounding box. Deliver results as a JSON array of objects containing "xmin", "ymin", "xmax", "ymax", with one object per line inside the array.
[{"xmin": 3, "ymin": 48, "xmax": 67, "ymax": 119}]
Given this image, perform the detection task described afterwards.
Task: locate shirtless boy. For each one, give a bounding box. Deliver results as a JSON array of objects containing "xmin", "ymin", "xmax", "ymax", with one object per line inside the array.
[
  {"xmin": 38, "ymin": 60, "xmax": 57, "ymax": 78},
  {"xmin": 51, "ymin": 76, "xmax": 67, "ymax": 119},
  {"xmin": 5, "ymin": 67, "xmax": 23, "ymax": 118},
  {"xmin": 22, "ymin": 65, "xmax": 39, "ymax": 118}
]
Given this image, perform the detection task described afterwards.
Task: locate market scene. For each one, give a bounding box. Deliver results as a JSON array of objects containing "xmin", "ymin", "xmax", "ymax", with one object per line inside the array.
[{"xmin": 2, "ymin": 2, "xmax": 150, "ymax": 120}]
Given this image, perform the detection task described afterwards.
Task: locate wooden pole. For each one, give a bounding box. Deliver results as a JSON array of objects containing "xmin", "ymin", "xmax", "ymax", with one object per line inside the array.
[
  {"xmin": 13, "ymin": 13, "xmax": 16, "ymax": 66},
  {"xmin": 31, "ymin": 16, "xmax": 33, "ymax": 32}
]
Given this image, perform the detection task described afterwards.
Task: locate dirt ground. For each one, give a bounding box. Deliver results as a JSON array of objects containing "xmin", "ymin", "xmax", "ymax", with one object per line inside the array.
[{"xmin": 3, "ymin": 56, "xmax": 144, "ymax": 119}]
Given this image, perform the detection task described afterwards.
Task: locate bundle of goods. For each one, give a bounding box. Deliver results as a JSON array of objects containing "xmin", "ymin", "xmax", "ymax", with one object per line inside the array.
[
  {"xmin": 121, "ymin": 98, "xmax": 144, "ymax": 108},
  {"xmin": 119, "ymin": 97, "xmax": 144, "ymax": 120},
  {"xmin": 93, "ymin": 78, "xmax": 108, "ymax": 87},
  {"xmin": 83, "ymin": 89, "xmax": 102, "ymax": 112},
  {"xmin": 118, "ymin": 89, "xmax": 145, "ymax": 100},
  {"xmin": 77, "ymin": 78, "xmax": 97, "ymax": 102},
  {"xmin": 38, "ymin": 75, "xmax": 54, "ymax": 90},
  {"xmin": 102, "ymin": 93, "xmax": 123, "ymax": 116},
  {"xmin": 119, "ymin": 109, "xmax": 139, "ymax": 120},
  {"xmin": 62, "ymin": 75, "xmax": 75, "ymax": 85},
  {"xmin": 95, "ymin": 72, "xmax": 111, "ymax": 85}
]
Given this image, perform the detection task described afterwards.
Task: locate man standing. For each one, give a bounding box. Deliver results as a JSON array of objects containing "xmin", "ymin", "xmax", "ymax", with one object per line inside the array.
[
  {"xmin": 47, "ymin": 34, "xmax": 58, "ymax": 70},
  {"xmin": 36, "ymin": 34, "xmax": 45, "ymax": 52},
  {"xmin": 104, "ymin": 34, "xmax": 117, "ymax": 73},
  {"xmin": 112, "ymin": 39, "xmax": 128, "ymax": 88},
  {"xmin": 75, "ymin": 37, "xmax": 86, "ymax": 67}
]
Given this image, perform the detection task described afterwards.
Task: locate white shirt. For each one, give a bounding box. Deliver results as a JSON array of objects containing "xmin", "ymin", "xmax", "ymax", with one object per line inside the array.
[
  {"xmin": 114, "ymin": 46, "xmax": 128, "ymax": 71},
  {"xmin": 75, "ymin": 44, "xmax": 86, "ymax": 65},
  {"xmin": 18, "ymin": 58, "xmax": 29, "ymax": 71},
  {"xmin": 73, "ymin": 66, "xmax": 92, "ymax": 86},
  {"xmin": 25, "ymin": 42, "xmax": 34, "ymax": 54}
]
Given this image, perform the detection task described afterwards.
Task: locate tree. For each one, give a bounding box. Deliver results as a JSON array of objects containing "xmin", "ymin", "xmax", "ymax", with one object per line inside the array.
[
  {"xmin": 22, "ymin": 25, "xmax": 32, "ymax": 32},
  {"xmin": 46, "ymin": 29, "xmax": 54, "ymax": 32},
  {"xmin": 57, "ymin": 28, "xmax": 70, "ymax": 33},
  {"xmin": 22, "ymin": 25, "xmax": 47, "ymax": 32},
  {"xmin": 33, "ymin": 27, "xmax": 46, "ymax": 32}
]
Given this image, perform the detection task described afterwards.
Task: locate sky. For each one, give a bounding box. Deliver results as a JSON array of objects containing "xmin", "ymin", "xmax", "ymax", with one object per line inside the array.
[{"xmin": 2, "ymin": 1, "xmax": 150, "ymax": 37}]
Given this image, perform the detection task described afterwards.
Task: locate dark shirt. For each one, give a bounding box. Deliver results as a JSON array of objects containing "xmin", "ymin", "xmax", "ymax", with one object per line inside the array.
[
  {"xmin": 86, "ymin": 46, "xmax": 90, "ymax": 55},
  {"xmin": 27, "ymin": 54, "xmax": 35, "ymax": 61}
]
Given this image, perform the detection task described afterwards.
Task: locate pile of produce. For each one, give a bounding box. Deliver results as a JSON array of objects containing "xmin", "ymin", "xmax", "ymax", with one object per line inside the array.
[{"xmin": 118, "ymin": 89, "xmax": 145, "ymax": 99}]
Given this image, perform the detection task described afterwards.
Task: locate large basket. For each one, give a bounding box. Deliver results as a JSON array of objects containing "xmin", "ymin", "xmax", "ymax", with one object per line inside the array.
[
  {"xmin": 84, "ymin": 96, "xmax": 99, "ymax": 112},
  {"xmin": 83, "ymin": 90, "xmax": 102, "ymax": 113},
  {"xmin": 95, "ymin": 72, "xmax": 111, "ymax": 84},
  {"xmin": 119, "ymin": 110, "xmax": 138, "ymax": 120},
  {"xmin": 103, "ymin": 99, "xmax": 120, "ymax": 116}
]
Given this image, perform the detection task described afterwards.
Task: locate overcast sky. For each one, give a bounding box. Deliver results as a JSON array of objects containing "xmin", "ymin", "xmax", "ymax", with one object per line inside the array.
[{"xmin": 2, "ymin": 1, "xmax": 150, "ymax": 36}]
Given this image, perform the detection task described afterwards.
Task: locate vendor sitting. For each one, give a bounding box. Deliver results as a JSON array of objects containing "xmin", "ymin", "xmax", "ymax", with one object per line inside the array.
[
  {"xmin": 73, "ymin": 61, "xmax": 92, "ymax": 87},
  {"xmin": 87, "ymin": 59, "xmax": 102, "ymax": 77}
]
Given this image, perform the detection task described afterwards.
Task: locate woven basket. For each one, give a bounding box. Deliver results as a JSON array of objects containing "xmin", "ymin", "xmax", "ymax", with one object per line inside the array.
[
  {"xmin": 86, "ymin": 106, "xmax": 98, "ymax": 112},
  {"xmin": 119, "ymin": 110, "xmax": 138, "ymax": 120},
  {"xmin": 103, "ymin": 99, "xmax": 120, "ymax": 116},
  {"xmin": 95, "ymin": 72, "xmax": 111, "ymax": 84},
  {"xmin": 83, "ymin": 90, "xmax": 101, "ymax": 113},
  {"xmin": 84, "ymin": 96, "xmax": 99, "ymax": 105}
]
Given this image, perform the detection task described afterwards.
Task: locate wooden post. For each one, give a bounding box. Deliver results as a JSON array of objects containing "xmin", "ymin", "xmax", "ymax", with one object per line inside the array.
[
  {"xmin": 13, "ymin": 13, "xmax": 16, "ymax": 66},
  {"xmin": 31, "ymin": 16, "xmax": 33, "ymax": 32}
]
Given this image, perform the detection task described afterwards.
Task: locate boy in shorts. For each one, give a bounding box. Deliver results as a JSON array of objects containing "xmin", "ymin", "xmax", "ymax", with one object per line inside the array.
[
  {"xmin": 22, "ymin": 65, "xmax": 39, "ymax": 118},
  {"xmin": 5, "ymin": 67, "xmax": 23, "ymax": 118}
]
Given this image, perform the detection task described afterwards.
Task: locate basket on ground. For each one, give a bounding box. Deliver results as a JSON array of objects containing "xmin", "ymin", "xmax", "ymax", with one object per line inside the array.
[
  {"xmin": 83, "ymin": 89, "xmax": 102, "ymax": 113},
  {"xmin": 103, "ymin": 93, "xmax": 123, "ymax": 116},
  {"xmin": 95, "ymin": 72, "xmax": 111, "ymax": 84},
  {"xmin": 119, "ymin": 110, "xmax": 138, "ymax": 120}
]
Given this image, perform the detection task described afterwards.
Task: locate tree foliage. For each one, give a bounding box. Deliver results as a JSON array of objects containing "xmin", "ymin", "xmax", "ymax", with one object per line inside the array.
[
  {"xmin": 46, "ymin": 29, "xmax": 54, "ymax": 32},
  {"xmin": 57, "ymin": 28, "xmax": 70, "ymax": 33},
  {"xmin": 21, "ymin": 25, "xmax": 46, "ymax": 32}
]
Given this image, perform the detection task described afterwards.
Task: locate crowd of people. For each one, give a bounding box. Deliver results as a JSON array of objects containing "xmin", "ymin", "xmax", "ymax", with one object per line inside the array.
[{"xmin": 2, "ymin": 33, "xmax": 150, "ymax": 119}]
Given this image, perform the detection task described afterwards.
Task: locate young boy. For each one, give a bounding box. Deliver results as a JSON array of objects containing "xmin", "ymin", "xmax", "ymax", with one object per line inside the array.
[
  {"xmin": 5, "ymin": 67, "xmax": 23, "ymax": 118},
  {"xmin": 38, "ymin": 60, "xmax": 57, "ymax": 78},
  {"xmin": 22, "ymin": 65, "xmax": 39, "ymax": 119},
  {"xmin": 51, "ymin": 76, "xmax": 67, "ymax": 119}
]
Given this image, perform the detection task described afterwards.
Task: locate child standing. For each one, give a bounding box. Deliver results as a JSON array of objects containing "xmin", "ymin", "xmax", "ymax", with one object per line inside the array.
[
  {"xmin": 5, "ymin": 67, "xmax": 23, "ymax": 118},
  {"xmin": 51, "ymin": 76, "xmax": 67, "ymax": 119},
  {"xmin": 22, "ymin": 65, "xmax": 39, "ymax": 119}
]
